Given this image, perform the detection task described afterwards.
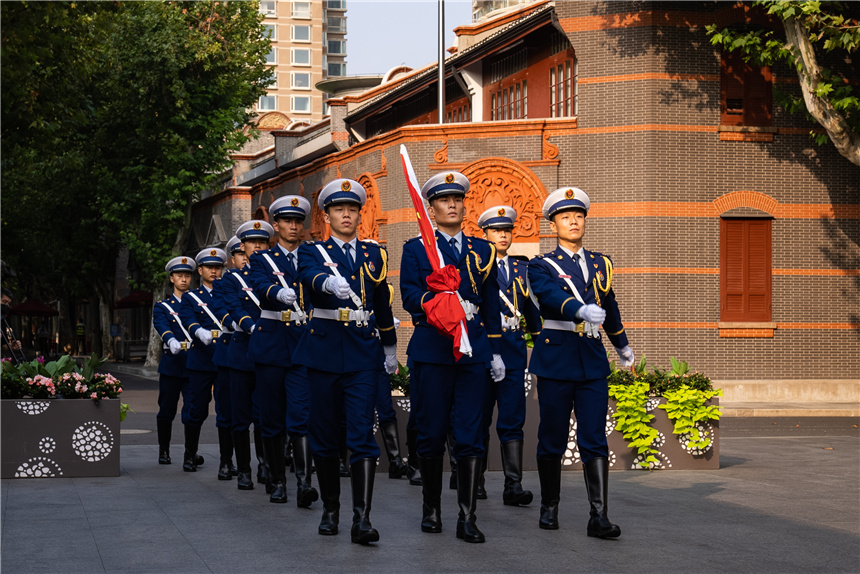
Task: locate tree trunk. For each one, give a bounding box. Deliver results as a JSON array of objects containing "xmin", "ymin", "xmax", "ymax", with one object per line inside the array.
[
  {"xmin": 95, "ymin": 283, "xmax": 115, "ymax": 360},
  {"xmin": 144, "ymin": 283, "xmax": 167, "ymax": 369},
  {"xmin": 784, "ymin": 17, "xmax": 860, "ymax": 167}
]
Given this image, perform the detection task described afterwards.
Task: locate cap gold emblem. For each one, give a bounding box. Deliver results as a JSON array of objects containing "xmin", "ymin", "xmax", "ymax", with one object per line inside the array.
[
  {"xmin": 253, "ymin": 221, "xmax": 261, "ymax": 230},
  {"xmin": 497, "ymin": 208, "xmax": 506, "ymax": 217},
  {"xmin": 181, "ymin": 258, "xmax": 187, "ymax": 264},
  {"xmin": 210, "ymin": 249, "xmax": 217, "ymax": 256},
  {"xmin": 341, "ymin": 180, "xmax": 351, "ymax": 192},
  {"xmin": 290, "ymin": 198, "xmax": 299, "ymax": 207},
  {"xmin": 445, "ymin": 173, "xmax": 455, "ymax": 184},
  {"xmin": 565, "ymin": 189, "xmax": 574, "ymax": 199}
]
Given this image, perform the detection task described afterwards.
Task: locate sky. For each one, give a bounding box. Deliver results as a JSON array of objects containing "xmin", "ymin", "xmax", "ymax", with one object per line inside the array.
[{"xmin": 346, "ymin": 0, "xmax": 474, "ymax": 76}]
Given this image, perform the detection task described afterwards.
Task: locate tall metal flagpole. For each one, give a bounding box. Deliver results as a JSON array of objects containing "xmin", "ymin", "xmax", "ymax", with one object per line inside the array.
[{"xmin": 437, "ymin": 0, "xmax": 445, "ymax": 124}]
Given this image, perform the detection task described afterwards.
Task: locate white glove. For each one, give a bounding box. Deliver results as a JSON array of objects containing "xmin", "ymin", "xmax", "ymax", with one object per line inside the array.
[
  {"xmin": 576, "ymin": 304, "xmax": 606, "ymax": 325},
  {"xmin": 231, "ymin": 321, "xmax": 239, "ymax": 331},
  {"xmin": 248, "ymin": 323, "xmax": 256, "ymax": 334},
  {"xmin": 393, "ymin": 316, "xmax": 401, "ymax": 329},
  {"xmin": 277, "ymin": 287, "xmax": 297, "ymax": 305},
  {"xmin": 167, "ymin": 339, "xmax": 182, "ymax": 355},
  {"xmin": 383, "ymin": 345, "xmax": 397, "ymax": 375},
  {"xmin": 490, "ymin": 354, "xmax": 506, "ymax": 382},
  {"xmin": 324, "ymin": 276, "xmax": 352, "ymax": 300},
  {"xmin": 195, "ymin": 329, "xmax": 212, "ymax": 346},
  {"xmin": 616, "ymin": 346, "xmax": 635, "ymax": 368}
]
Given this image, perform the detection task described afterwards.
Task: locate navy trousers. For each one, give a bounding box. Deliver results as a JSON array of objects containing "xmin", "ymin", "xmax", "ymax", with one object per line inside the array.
[
  {"xmin": 181, "ymin": 369, "xmax": 214, "ymax": 427},
  {"xmin": 213, "ymin": 367, "xmax": 232, "ymax": 429},
  {"xmin": 255, "ymin": 363, "xmax": 310, "ymax": 439},
  {"xmin": 375, "ymin": 369, "xmax": 397, "ymax": 426},
  {"xmin": 307, "ymin": 367, "xmax": 380, "ymax": 462},
  {"xmin": 411, "ymin": 361, "xmax": 489, "ymax": 459},
  {"xmin": 536, "ymin": 376, "xmax": 609, "ymax": 463},
  {"xmin": 482, "ymin": 368, "xmax": 526, "ymax": 445},
  {"xmin": 229, "ymin": 368, "xmax": 257, "ymax": 433},
  {"xmin": 156, "ymin": 374, "xmax": 191, "ymax": 422}
]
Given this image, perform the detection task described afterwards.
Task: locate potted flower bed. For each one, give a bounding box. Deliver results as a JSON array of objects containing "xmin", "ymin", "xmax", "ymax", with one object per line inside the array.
[{"xmin": 1, "ymin": 355, "xmax": 129, "ymax": 478}]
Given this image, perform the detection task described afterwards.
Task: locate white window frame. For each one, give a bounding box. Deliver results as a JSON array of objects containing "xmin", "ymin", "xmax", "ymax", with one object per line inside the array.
[
  {"xmin": 327, "ymin": 16, "xmax": 345, "ymax": 33},
  {"xmin": 265, "ymin": 46, "xmax": 277, "ymax": 65},
  {"xmin": 291, "ymin": 1, "xmax": 311, "ymax": 19},
  {"xmin": 327, "ymin": 0, "xmax": 346, "ymax": 11},
  {"xmin": 292, "ymin": 72, "xmax": 312, "ymax": 90},
  {"xmin": 268, "ymin": 71, "xmax": 279, "ymax": 89},
  {"xmin": 258, "ymin": 95, "xmax": 277, "ymax": 111},
  {"xmin": 291, "ymin": 95, "xmax": 311, "ymax": 114},
  {"xmin": 291, "ymin": 48, "xmax": 311, "ymax": 66},
  {"xmin": 327, "ymin": 62, "xmax": 345, "ymax": 77},
  {"xmin": 263, "ymin": 24, "xmax": 276, "ymax": 41},
  {"xmin": 291, "ymin": 25, "xmax": 311, "ymax": 43},
  {"xmin": 260, "ymin": 1, "xmax": 276, "ymax": 16}
]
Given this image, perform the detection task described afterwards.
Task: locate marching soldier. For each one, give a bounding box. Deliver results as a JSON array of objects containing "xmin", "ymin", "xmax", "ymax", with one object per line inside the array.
[
  {"xmin": 477, "ymin": 206, "xmax": 542, "ymax": 506},
  {"xmin": 220, "ymin": 220, "xmax": 273, "ymax": 491},
  {"xmin": 294, "ymin": 178, "xmax": 397, "ymax": 545},
  {"xmin": 400, "ymin": 172, "xmax": 505, "ymax": 544},
  {"xmin": 248, "ymin": 195, "xmax": 318, "ymax": 507},
  {"xmin": 178, "ymin": 248, "xmax": 228, "ymax": 472},
  {"xmin": 527, "ymin": 187, "xmax": 634, "ymax": 538},
  {"xmin": 153, "ymin": 256, "xmax": 196, "ymax": 465},
  {"xmin": 207, "ymin": 236, "xmax": 243, "ymax": 480}
]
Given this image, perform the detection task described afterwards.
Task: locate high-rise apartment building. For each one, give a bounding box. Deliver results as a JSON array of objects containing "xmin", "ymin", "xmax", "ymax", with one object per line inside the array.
[
  {"xmin": 472, "ymin": 0, "xmax": 532, "ymax": 22},
  {"xmin": 257, "ymin": 0, "xmax": 347, "ymax": 123}
]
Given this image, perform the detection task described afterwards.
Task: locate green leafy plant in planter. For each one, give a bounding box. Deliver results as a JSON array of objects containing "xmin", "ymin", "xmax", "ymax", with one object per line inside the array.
[
  {"xmin": 1, "ymin": 354, "xmax": 133, "ymax": 421},
  {"xmin": 389, "ymin": 362, "xmax": 410, "ymax": 397},
  {"xmin": 607, "ymin": 355, "xmax": 721, "ymax": 468}
]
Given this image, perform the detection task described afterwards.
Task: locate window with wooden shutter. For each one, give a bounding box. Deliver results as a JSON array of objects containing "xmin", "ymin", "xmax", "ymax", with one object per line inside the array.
[
  {"xmin": 720, "ymin": 218, "xmax": 772, "ymax": 322},
  {"xmin": 720, "ymin": 50, "xmax": 772, "ymax": 126}
]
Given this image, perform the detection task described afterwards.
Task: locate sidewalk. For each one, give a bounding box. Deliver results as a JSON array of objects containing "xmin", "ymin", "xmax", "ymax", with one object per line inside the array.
[{"xmin": 2, "ymin": 432, "xmax": 858, "ymax": 573}]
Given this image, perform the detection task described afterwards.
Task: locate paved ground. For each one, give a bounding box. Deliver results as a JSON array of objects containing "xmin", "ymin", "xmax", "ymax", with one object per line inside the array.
[{"xmin": 2, "ymin": 366, "xmax": 858, "ymax": 573}]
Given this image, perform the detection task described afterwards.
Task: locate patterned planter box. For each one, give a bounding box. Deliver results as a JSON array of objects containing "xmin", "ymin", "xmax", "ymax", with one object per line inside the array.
[
  {"xmin": 1, "ymin": 399, "xmax": 121, "ymax": 478},
  {"xmin": 381, "ymin": 373, "xmax": 719, "ymax": 472}
]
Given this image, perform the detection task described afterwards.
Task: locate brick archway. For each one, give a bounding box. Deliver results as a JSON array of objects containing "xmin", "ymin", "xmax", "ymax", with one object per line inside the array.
[
  {"xmin": 713, "ymin": 190, "xmax": 778, "ymax": 216},
  {"xmin": 460, "ymin": 157, "xmax": 548, "ymax": 256}
]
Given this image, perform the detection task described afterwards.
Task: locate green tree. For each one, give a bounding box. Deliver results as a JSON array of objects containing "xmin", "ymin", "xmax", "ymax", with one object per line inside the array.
[
  {"xmin": 707, "ymin": 1, "xmax": 860, "ymax": 166},
  {"xmin": 1, "ymin": 1, "xmax": 272, "ymax": 361}
]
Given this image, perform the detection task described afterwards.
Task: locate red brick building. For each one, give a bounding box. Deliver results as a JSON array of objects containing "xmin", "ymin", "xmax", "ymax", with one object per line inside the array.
[{"xmin": 189, "ymin": 1, "xmax": 860, "ymax": 403}]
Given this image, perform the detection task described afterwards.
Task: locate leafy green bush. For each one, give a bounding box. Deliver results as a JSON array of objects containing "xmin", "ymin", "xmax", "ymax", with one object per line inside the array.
[{"xmin": 389, "ymin": 362, "xmax": 410, "ymax": 396}]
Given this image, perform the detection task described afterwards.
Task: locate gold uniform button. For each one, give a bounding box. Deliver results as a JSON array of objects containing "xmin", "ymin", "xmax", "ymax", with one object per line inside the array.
[
  {"xmin": 310, "ymin": 329, "xmax": 314, "ymax": 334},
  {"xmin": 579, "ymin": 333, "xmax": 584, "ymax": 337},
  {"xmin": 544, "ymin": 339, "xmax": 550, "ymax": 344}
]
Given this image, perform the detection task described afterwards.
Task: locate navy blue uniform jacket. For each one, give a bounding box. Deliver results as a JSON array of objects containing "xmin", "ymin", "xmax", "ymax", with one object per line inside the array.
[
  {"xmin": 220, "ymin": 266, "xmax": 262, "ymax": 372},
  {"xmin": 209, "ymin": 276, "xmax": 234, "ymax": 368},
  {"xmin": 179, "ymin": 286, "xmax": 218, "ymax": 373},
  {"xmin": 248, "ymin": 247, "xmax": 310, "ymax": 366},
  {"xmin": 153, "ymin": 295, "xmax": 190, "ymax": 377},
  {"xmin": 400, "ymin": 231, "xmax": 502, "ymax": 365},
  {"xmin": 527, "ymin": 247, "xmax": 628, "ymax": 381},
  {"xmin": 293, "ymin": 237, "xmax": 396, "ymax": 373},
  {"xmin": 497, "ymin": 256, "xmax": 542, "ymax": 371}
]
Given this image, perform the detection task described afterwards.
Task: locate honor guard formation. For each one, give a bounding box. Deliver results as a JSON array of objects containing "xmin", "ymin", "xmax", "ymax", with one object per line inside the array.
[{"xmin": 154, "ymin": 171, "xmax": 635, "ymax": 545}]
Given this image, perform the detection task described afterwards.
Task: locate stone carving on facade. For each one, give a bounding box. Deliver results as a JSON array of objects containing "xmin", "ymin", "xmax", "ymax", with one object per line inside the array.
[
  {"xmin": 460, "ymin": 158, "xmax": 547, "ymax": 243},
  {"xmin": 434, "ymin": 138, "xmax": 449, "ymax": 164},
  {"xmin": 542, "ymin": 131, "xmax": 559, "ymax": 160},
  {"xmin": 357, "ymin": 173, "xmax": 380, "ymax": 242},
  {"xmin": 256, "ymin": 111, "xmax": 290, "ymax": 130},
  {"xmin": 309, "ymin": 190, "xmax": 330, "ymax": 240}
]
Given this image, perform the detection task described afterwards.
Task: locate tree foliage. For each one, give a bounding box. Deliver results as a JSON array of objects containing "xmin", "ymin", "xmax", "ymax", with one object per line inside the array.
[
  {"xmin": 1, "ymin": 1, "xmax": 272, "ymax": 354},
  {"xmin": 707, "ymin": 1, "xmax": 860, "ymax": 166}
]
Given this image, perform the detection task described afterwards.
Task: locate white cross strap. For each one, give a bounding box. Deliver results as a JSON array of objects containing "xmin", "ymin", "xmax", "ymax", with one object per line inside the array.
[
  {"xmin": 185, "ymin": 291, "xmax": 222, "ymax": 328},
  {"xmin": 232, "ymin": 272, "xmax": 261, "ymax": 308},
  {"xmin": 315, "ymin": 243, "xmax": 364, "ymax": 312},
  {"xmin": 160, "ymin": 301, "xmax": 192, "ymax": 342},
  {"xmin": 261, "ymin": 252, "xmax": 306, "ymax": 323}
]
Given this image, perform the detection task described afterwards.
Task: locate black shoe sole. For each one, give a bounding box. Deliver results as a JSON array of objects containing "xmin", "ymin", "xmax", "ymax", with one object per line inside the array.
[
  {"xmin": 455, "ymin": 530, "xmax": 485, "ymax": 543},
  {"xmin": 588, "ymin": 529, "xmax": 621, "ymax": 539},
  {"xmin": 421, "ymin": 524, "xmax": 442, "ymax": 533},
  {"xmin": 217, "ymin": 474, "xmax": 232, "ymax": 481},
  {"xmin": 296, "ymin": 488, "xmax": 319, "ymax": 508},
  {"xmin": 237, "ymin": 484, "xmax": 254, "ymax": 490},
  {"xmin": 503, "ymin": 494, "xmax": 534, "ymax": 506},
  {"xmin": 318, "ymin": 528, "xmax": 338, "ymax": 536},
  {"xmin": 183, "ymin": 466, "xmax": 196, "ymax": 472},
  {"xmin": 351, "ymin": 531, "xmax": 379, "ymax": 544},
  {"xmin": 539, "ymin": 522, "xmax": 559, "ymax": 530},
  {"xmin": 158, "ymin": 460, "xmax": 171, "ymax": 465},
  {"xmin": 269, "ymin": 496, "xmax": 287, "ymax": 503}
]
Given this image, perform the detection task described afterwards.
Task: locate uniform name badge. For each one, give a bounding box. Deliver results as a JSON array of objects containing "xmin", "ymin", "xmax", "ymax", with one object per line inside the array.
[{"xmin": 324, "ymin": 262, "xmax": 338, "ymax": 267}]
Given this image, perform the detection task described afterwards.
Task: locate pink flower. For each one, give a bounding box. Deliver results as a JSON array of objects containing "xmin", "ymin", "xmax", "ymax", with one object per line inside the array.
[{"xmin": 90, "ymin": 392, "xmax": 98, "ymax": 399}]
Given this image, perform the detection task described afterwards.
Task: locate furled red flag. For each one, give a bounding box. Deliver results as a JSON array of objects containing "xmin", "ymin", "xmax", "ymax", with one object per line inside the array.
[{"xmin": 400, "ymin": 145, "xmax": 472, "ymax": 359}]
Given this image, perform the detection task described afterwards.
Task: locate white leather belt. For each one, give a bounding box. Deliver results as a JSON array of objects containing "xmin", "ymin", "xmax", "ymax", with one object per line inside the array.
[
  {"xmin": 260, "ymin": 309, "xmax": 307, "ymax": 324},
  {"xmin": 501, "ymin": 314, "xmax": 520, "ymax": 330},
  {"xmin": 542, "ymin": 319, "xmax": 600, "ymax": 338},
  {"xmin": 312, "ymin": 308, "xmax": 371, "ymax": 326},
  {"xmin": 462, "ymin": 301, "xmax": 479, "ymax": 317}
]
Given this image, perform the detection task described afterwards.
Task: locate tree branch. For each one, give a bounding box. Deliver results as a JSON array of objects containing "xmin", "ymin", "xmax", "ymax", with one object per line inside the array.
[{"xmin": 784, "ymin": 16, "xmax": 860, "ymax": 166}]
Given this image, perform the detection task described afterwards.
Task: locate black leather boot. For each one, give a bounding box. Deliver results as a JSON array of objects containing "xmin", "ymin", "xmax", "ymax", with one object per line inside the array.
[
  {"xmin": 217, "ymin": 427, "xmax": 235, "ymax": 480},
  {"xmin": 266, "ymin": 434, "xmax": 288, "ymax": 503},
  {"xmin": 156, "ymin": 418, "xmax": 172, "ymax": 464},
  {"xmin": 501, "ymin": 440, "xmax": 533, "ymax": 506},
  {"xmin": 182, "ymin": 425, "xmax": 201, "ymax": 472},
  {"xmin": 447, "ymin": 430, "xmax": 458, "ymax": 490},
  {"xmin": 418, "ymin": 455, "xmax": 444, "ymax": 533},
  {"xmin": 315, "ymin": 456, "xmax": 340, "ymax": 535},
  {"xmin": 233, "ymin": 430, "xmax": 254, "ymax": 490},
  {"xmin": 405, "ymin": 426, "xmax": 422, "ymax": 486},
  {"xmin": 475, "ymin": 454, "xmax": 488, "ymax": 500},
  {"xmin": 285, "ymin": 437, "xmax": 294, "ymax": 474},
  {"xmin": 293, "ymin": 435, "xmax": 319, "ymax": 508},
  {"xmin": 350, "ymin": 458, "xmax": 380, "ymax": 545},
  {"xmin": 583, "ymin": 457, "xmax": 621, "ymax": 539},
  {"xmin": 537, "ymin": 456, "xmax": 561, "ymax": 530},
  {"xmin": 338, "ymin": 427, "xmax": 351, "ymax": 477},
  {"xmin": 380, "ymin": 421, "xmax": 409, "ymax": 479},
  {"xmin": 254, "ymin": 426, "xmax": 270, "ymax": 490},
  {"xmin": 455, "ymin": 456, "xmax": 485, "ymax": 543}
]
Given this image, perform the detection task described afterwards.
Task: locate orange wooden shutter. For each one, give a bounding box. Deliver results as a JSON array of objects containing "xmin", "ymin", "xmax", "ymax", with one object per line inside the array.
[{"xmin": 721, "ymin": 219, "xmax": 772, "ymax": 322}]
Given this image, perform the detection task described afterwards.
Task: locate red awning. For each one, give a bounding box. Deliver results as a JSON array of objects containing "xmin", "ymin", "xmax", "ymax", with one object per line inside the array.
[
  {"xmin": 114, "ymin": 290, "xmax": 153, "ymax": 309},
  {"xmin": 8, "ymin": 300, "xmax": 59, "ymax": 317}
]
